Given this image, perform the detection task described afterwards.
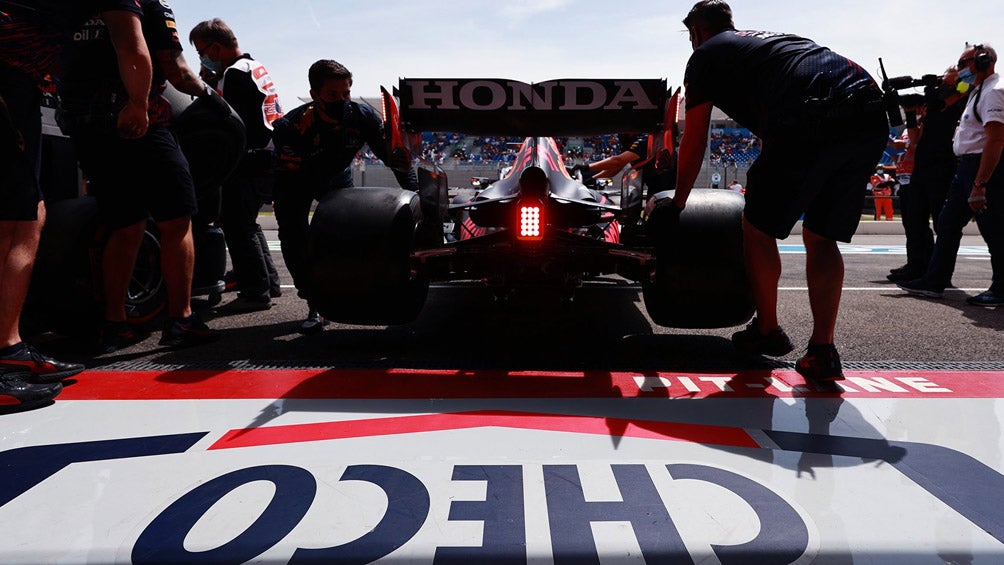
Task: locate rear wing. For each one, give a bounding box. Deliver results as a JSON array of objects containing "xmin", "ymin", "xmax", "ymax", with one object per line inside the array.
[{"xmin": 394, "ymin": 78, "xmax": 668, "ymax": 136}]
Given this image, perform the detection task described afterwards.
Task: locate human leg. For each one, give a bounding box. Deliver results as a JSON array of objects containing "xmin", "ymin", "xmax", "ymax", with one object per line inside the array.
[
  {"xmin": 0, "ymin": 84, "xmax": 81, "ymax": 386},
  {"xmin": 880, "ymin": 197, "xmax": 895, "ymax": 220},
  {"xmin": 156, "ymin": 216, "xmax": 195, "ymax": 319},
  {"xmin": 272, "ymin": 180, "xmax": 314, "ymax": 298},
  {"xmin": 742, "ymin": 216, "xmax": 782, "ymax": 333},
  {"xmin": 101, "ymin": 221, "xmax": 145, "ymax": 322},
  {"xmin": 803, "ymin": 228, "xmax": 843, "ymax": 345},
  {"xmin": 220, "ymin": 176, "xmax": 271, "ymax": 303},
  {"xmin": 906, "ymin": 164, "xmax": 975, "ymax": 291},
  {"xmin": 970, "ymin": 168, "xmax": 1004, "ymax": 301},
  {"xmin": 0, "ymin": 204, "xmax": 42, "ymax": 348},
  {"xmin": 257, "ymin": 227, "xmax": 281, "ymax": 297},
  {"xmin": 894, "ymin": 180, "xmax": 934, "ymax": 279}
]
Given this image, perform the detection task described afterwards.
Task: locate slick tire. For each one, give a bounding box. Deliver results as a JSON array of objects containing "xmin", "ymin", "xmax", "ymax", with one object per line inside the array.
[
  {"xmin": 305, "ymin": 187, "xmax": 429, "ymax": 325},
  {"xmin": 642, "ymin": 189, "xmax": 754, "ymax": 328}
]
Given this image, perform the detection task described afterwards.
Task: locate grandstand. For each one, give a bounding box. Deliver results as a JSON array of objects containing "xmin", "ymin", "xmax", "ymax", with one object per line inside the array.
[{"xmin": 351, "ymin": 97, "xmax": 760, "ymax": 189}]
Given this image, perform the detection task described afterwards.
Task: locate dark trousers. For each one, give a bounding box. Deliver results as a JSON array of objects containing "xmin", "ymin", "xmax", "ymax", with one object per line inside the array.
[
  {"xmin": 220, "ymin": 163, "xmax": 279, "ymax": 300},
  {"xmin": 922, "ymin": 154, "xmax": 1004, "ymax": 292},
  {"xmin": 273, "ymin": 179, "xmax": 319, "ymax": 299},
  {"xmin": 900, "ymin": 157, "xmax": 955, "ymax": 272}
]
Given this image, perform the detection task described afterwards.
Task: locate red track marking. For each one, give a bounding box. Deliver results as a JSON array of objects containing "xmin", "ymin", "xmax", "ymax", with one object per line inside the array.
[
  {"xmin": 56, "ymin": 369, "xmax": 1004, "ymax": 400},
  {"xmin": 208, "ymin": 410, "xmax": 759, "ymax": 450}
]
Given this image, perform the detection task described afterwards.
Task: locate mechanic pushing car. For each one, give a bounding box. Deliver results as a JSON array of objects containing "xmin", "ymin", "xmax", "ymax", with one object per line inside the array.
[
  {"xmin": 668, "ymin": 1, "xmax": 888, "ymax": 381},
  {"xmin": 272, "ymin": 59, "xmax": 418, "ymax": 334}
]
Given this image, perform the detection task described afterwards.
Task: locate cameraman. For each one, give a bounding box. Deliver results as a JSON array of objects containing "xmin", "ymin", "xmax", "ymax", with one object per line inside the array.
[
  {"xmin": 899, "ymin": 44, "xmax": 1004, "ymax": 306},
  {"xmin": 888, "ymin": 70, "xmax": 967, "ymax": 282}
]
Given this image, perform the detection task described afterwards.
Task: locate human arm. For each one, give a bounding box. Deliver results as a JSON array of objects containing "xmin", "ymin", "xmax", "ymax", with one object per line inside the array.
[
  {"xmin": 364, "ymin": 108, "xmax": 419, "ymax": 191},
  {"xmin": 672, "ymin": 101, "xmax": 713, "ymax": 209},
  {"xmin": 102, "ymin": 9, "xmax": 152, "ymax": 139},
  {"xmin": 970, "ymin": 121, "xmax": 1004, "ymax": 213},
  {"xmin": 156, "ymin": 49, "xmax": 207, "ymax": 97},
  {"xmin": 587, "ymin": 151, "xmax": 641, "ymax": 178}
]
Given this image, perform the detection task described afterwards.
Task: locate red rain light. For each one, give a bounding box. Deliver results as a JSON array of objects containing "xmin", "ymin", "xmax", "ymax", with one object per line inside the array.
[{"xmin": 518, "ymin": 204, "xmax": 543, "ymax": 241}]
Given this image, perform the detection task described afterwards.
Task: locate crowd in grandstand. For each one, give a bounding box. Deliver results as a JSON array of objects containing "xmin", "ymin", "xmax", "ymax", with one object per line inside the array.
[{"xmin": 709, "ymin": 128, "xmax": 761, "ymax": 166}]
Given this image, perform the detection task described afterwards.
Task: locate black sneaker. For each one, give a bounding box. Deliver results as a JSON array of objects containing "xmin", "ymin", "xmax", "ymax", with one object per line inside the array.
[
  {"xmin": 222, "ymin": 270, "xmax": 238, "ymax": 293},
  {"xmin": 731, "ymin": 318, "xmax": 795, "ymax": 357},
  {"xmin": 97, "ymin": 320, "xmax": 149, "ymax": 354},
  {"xmin": 0, "ymin": 370, "xmax": 62, "ymax": 410},
  {"xmin": 886, "ymin": 268, "xmax": 923, "ymax": 283},
  {"xmin": 159, "ymin": 313, "xmax": 220, "ymax": 349},
  {"xmin": 0, "ymin": 342, "xmax": 84, "ymax": 383},
  {"xmin": 897, "ymin": 278, "xmax": 944, "ymax": 298},
  {"xmin": 795, "ymin": 343, "xmax": 844, "ymax": 381},
  {"xmin": 965, "ymin": 290, "xmax": 1004, "ymax": 307},
  {"xmin": 299, "ymin": 308, "xmax": 328, "ymax": 335},
  {"xmin": 215, "ymin": 294, "xmax": 272, "ymax": 315}
]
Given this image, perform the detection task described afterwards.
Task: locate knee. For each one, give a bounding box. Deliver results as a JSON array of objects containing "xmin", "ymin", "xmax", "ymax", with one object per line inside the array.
[{"xmin": 156, "ymin": 217, "xmax": 193, "ymax": 242}]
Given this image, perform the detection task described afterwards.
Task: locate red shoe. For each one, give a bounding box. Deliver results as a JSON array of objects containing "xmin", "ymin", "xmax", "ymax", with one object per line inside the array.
[
  {"xmin": 796, "ymin": 344, "xmax": 845, "ymax": 381},
  {"xmin": 0, "ymin": 343, "xmax": 84, "ymax": 383},
  {"xmin": 0, "ymin": 369, "xmax": 62, "ymax": 410}
]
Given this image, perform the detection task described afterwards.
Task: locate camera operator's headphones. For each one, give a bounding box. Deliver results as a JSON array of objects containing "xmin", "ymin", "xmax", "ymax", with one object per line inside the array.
[{"xmin": 973, "ymin": 44, "xmax": 993, "ymax": 72}]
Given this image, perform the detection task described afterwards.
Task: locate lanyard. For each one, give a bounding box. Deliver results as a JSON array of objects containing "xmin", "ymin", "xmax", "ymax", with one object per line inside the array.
[{"xmin": 972, "ymin": 83, "xmax": 984, "ymax": 124}]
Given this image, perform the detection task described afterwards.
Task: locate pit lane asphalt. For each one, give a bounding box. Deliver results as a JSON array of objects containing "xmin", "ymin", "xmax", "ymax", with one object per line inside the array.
[{"xmin": 33, "ymin": 225, "xmax": 1002, "ymax": 372}]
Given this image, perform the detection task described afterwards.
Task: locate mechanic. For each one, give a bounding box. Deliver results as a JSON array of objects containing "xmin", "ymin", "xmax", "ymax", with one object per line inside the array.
[
  {"xmin": 0, "ymin": 0, "xmax": 149, "ymax": 407},
  {"xmin": 899, "ymin": 44, "xmax": 1004, "ymax": 307},
  {"xmin": 272, "ymin": 59, "xmax": 418, "ymax": 334},
  {"xmin": 669, "ymin": 1, "xmax": 887, "ymax": 381},
  {"xmin": 575, "ymin": 133, "xmax": 676, "ymax": 197},
  {"xmin": 58, "ymin": 0, "xmax": 226, "ymax": 352},
  {"xmin": 887, "ymin": 72, "xmax": 968, "ymax": 283},
  {"xmin": 189, "ymin": 18, "xmax": 283, "ymax": 314}
]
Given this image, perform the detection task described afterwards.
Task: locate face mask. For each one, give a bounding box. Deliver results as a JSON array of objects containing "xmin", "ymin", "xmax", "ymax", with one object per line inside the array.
[
  {"xmin": 200, "ymin": 54, "xmax": 222, "ymax": 75},
  {"xmin": 957, "ymin": 67, "xmax": 977, "ymax": 86},
  {"xmin": 320, "ymin": 99, "xmax": 347, "ymax": 119}
]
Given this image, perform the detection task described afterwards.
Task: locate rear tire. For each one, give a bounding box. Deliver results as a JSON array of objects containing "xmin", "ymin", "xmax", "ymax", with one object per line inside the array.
[
  {"xmin": 305, "ymin": 187, "xmax": 429, "ymax": 325},
  {"xmin": 642, "ymin": 189, "xmax": 754, "ymax": 328}
]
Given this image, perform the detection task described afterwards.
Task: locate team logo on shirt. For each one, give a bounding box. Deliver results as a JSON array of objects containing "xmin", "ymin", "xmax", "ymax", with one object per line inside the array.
[{"xmin": 159, "ymin": 0, "xmax": 172, "ymax": 8}]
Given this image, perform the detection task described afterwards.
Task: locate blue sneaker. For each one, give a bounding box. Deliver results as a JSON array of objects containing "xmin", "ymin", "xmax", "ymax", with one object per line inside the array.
[{"xmin": 966, "ymin": 290, "xmax": 1004, "ymax": 307}]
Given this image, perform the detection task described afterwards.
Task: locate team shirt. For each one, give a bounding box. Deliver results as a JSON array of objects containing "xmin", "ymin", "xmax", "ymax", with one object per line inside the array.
[
  {"xmin": 683, "ymin": 29, "xmax": 878, "ymax": 137},
  {"xmin": 953, "ymin": 73, "xmax": 1004, "ymax": 156},
  {"xmin": 273, "ymin": 100, "xmax": 417, "ymax": 191},
  {"xmin": 58, "ymin": 0, "xmax": 181, "ymax": 127},
  {"xmin": 0, "ymin": 0, "xmax": 142, "ymax": 83},
  {"xmin": 217, "ymin": 54, "xmax": 282, "ymax": 150}
]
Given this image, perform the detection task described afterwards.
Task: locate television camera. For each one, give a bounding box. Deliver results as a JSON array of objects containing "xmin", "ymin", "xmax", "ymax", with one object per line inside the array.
[{"xmin": 877, "ymin": 58, "xmax": 965, "ymax": 129}]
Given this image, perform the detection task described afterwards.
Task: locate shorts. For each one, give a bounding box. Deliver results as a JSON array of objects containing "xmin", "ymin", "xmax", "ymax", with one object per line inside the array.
[
  {"xmin": 72, "ymin": 126, "xmax": 197, "ymax": 229},
  {"xmin": 0, "ymin": 67, "xmax": 42, "ymax": 221},
  {"xmin": 743, "ymin": 110, "xmax": 888, "ymax": 243}
]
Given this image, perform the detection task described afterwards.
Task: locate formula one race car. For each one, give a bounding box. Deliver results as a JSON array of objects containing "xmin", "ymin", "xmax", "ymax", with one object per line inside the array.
[{"xmin": 305, "ymin": 78, "xmax": 754, "ymax": 329}]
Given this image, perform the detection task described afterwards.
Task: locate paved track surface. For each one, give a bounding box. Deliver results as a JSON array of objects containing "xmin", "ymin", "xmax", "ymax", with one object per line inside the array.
[{"xmin": 32, "ymin": 232, "xmax": 1001, "ymax": 370}]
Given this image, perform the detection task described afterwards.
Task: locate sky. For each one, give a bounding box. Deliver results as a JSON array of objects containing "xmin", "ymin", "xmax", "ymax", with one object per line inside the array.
[{"xmin": 168, "ymin": 0, "xmax": 1001, "ymax": 103}]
